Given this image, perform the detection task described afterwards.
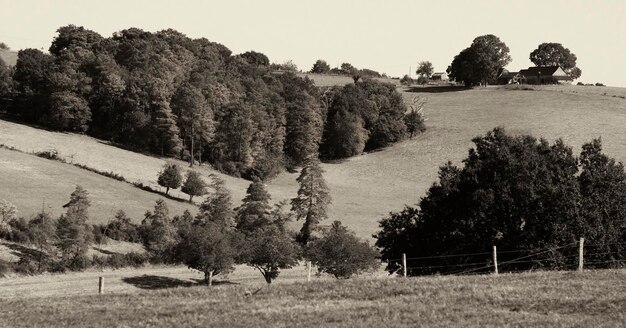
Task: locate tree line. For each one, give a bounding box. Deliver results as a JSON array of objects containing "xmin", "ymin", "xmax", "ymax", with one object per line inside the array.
[
  {"xmin": 0, "ymin": 26, "xmax": 423, "ymax": 180},
  {"xmin": 0, "ymin": 159, "xmax": 380, "ymax": 283},
  {"xmin": 375, "ymin": 128, "xmax": 626, "ymax": 275}
]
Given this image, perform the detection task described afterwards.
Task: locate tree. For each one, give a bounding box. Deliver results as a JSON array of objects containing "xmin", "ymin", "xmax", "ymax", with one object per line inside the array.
[
  {"xmin": 310, "ymin": 60, "xmax": 330, "ymax": 74},
  {"xmin": 235, "ymin": 178, "xmax": 273, "ymax": 234},
  {"xmin": 307, "ymin": 221, "xmax": 380, "ymax": 278},
  {"xmin": 340, "ymin": 63, "xmax": 358, "ymax": 76},
  {"xmin": 242, "ymin": 224, "xmax": 301, "ymax": 284},
  {"xmin": 157, "ymin": 163, "xmax": 183, "ymax": 195},
  {"xmin": 56, "ymin": 186, "xmax": 93, "ymax": 269},
  {"xmin": 400, "ymin": 75, "xmax": 413, "ymax": 86},
  {"xmin": 0, "ymin": 42, "xmax": 9, "ymax": 50},
  {"xmin": 46, "ymin": 91, "xmax": 91, "ymax": 132},
  {"xmin": 198, "ymin": 174, "xmax": 234, "ymax": 226},
  {"xmin": 416, "ymin": 61, "xmax": 434, "ymax": 83},
  {"xmin": 105, "ymin": 210, "xmax": 139, "ymax": 242},
  {"xmin": 176, "ymin": 220, "xmax": 237, "ymax": 285},
  {"xmin": 140, "ymin": 199, "xmax": 178, "ymax": 261},
  {"xmin": 171, "ymin": 83, "xmax": 214, "ymax": 167},
  {"xmin": 375, "ymin": 128, "xmax": 583, "ymax": 275},
  {"xmin": 530, "ymin": 42, "xmax": 582, "ymax": 79},
  {"xmin": 291, "ymin": 157, "xmax": 331, "ymax": 245},
  {"xmin": 0, "ymin": 199, "xmax": 17, "ymax": 234},
  {"xmin": 578, "ymin": 139, "xmax": 626, "ymax": 266},
  {"xmin": 447, "ymin": 35, "xmax": 511, "ymax": 86},
  {"xmin": 404, "ymin": 96, "xmax": 426, "ymax": 138},
  {"xmin": 28, "ymin": 212, "xmax": 57, "ymax": 272},
  {"xmin": 181, "ymin": 170, "xmax": 207, "ymax": 202}
]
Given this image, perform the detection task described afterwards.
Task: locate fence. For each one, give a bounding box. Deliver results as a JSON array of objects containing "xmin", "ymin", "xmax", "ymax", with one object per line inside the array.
[{"xmin": 389, "ymin": 238, "xmax": 626, "ymax": 278}]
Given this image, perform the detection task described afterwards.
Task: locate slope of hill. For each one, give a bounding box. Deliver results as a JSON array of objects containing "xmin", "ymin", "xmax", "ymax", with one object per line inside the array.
[
  {"xmin": 0, "ymin": 268, "xmax": 623, "ymax": 327},
  {"xmin": 1, "ymin": 85, "xmax": 626, "ymax": 239},
  {"xmin": 0, "ymin": 147, "xmax": 195, "ymax": 223},
  {"xmin": 0, "ymin": 49, "xmax": 18, "ymax": 66}
]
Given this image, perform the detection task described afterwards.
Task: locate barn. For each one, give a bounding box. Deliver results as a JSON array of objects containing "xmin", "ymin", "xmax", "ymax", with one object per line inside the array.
[{"xmin": 518, "ymin": 66, "xmax": 572, "ymax": 84}]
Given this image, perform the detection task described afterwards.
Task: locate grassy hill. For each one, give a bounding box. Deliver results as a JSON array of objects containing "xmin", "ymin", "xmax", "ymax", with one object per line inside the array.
[
  {"xmin": 0, "ymin": 147, "xmax": 196, "ymax": 224},
  {"xmin": 0, "ymin": 49, "xmax": 17, "ymax": 66},
  {"xmin": 0, "ymin": 268, "xmax": 623, "ymax": 327},
  {"xmin": 1, "ymin": 83, "xmax": 626, "ymax": 239}
]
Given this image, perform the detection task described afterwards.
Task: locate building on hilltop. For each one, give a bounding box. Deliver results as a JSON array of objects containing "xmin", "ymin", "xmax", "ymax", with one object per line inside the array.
[
  {"xmin": 498, "ymin": 66, "xmax": 573, "ymax": 85},
  {"xmin": 430, "ymin": 72, "xmax": 448, "ymax": 81}
]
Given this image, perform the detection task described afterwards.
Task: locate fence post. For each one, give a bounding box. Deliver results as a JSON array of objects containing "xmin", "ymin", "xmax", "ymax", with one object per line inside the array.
[
  {"xmin": 578, "ymin": 237, "xmax": 584, "ymax": 271},
  {"xmin": 98, "ymin": 277, "xmax": 104, "ymax": 294},
  {"xmin": 492, "ymin": 246, "xmax": 498, "ymax": 275},
  {"xmin": 306, "ymin": 261, "xmax": 312, "ymax": 282},
  {"xmin": 402, "ymin": 253, "xmax": 407, "ymax": 278}
]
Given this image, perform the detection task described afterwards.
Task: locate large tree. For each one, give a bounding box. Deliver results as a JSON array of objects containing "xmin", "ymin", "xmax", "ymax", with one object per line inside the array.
[
  {"xmin": 376, "ymin": 128, "xmax": 583, "ymax": 275},
  {"xmin": 56, "ymin": 186, "xmax": 93, "ymax": 269},
  {"xmin": 529, "ymin": 42, "xmax": 582, "ymax": 79},
  {"xmin": 157, "ymin": 162, "xmax": 183, "ymax": 195},
  {"xmin": 171, "ymin": 83, "xmax": 214, "ymax": 166},
  {"xmin": 447, "ymin": 35, "xmax": 511, "ymax": 86},
  {"xmin": 291, "ymin": 157, "xmax": 331, "ymax": 245},
  {"xmin": 181, "ymin": 170, "xmax": 207, "ymax": 202},
  {"xmin": 416, "ymin": 61, "xmax": 434, "ymax": 83},
  {"xmin": 310, "ymin": 60, "xmax": 330, "ymax": 74}
]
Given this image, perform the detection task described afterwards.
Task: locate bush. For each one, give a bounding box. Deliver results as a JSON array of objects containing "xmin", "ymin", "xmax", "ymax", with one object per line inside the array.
[
  {"xmin": 35, "ymin": 149, "xmax": 63, "ymax": 161},
  {"xmin": 307, "ymin": 221, "xmax": 380, "ymax": 279},
  {"xmin": 577, "ymin": 82, "xmax": 584, "ymax": 86},
  {"xmin": 595, "ymin": 83, "xmax": 605, "ymax": 87},
  {"xmin": 91, "ymin": 252, "xmax": 148, "ymax": 269}
]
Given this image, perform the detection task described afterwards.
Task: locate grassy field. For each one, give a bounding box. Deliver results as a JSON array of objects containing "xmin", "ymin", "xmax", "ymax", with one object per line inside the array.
[
  {"xmin": 0, "ymin": 268, "xmax": 623, "ymax": 327},
  {"xmin": 0, "ymin": 147, "xmax": 196, "ymax": 223},
  {"xmin": 1, "ymin": 83, "xmax": 626, "ymax": 240}
]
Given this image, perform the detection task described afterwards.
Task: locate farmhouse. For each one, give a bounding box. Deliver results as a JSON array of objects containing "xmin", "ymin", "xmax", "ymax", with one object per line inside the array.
[
  {"xmin": 498, "ymin": 66, "xmax": 573, "ymax": 85},
  {"xmin": 430, "ymin": 72, "xmax": 448, "ymax": 81}
]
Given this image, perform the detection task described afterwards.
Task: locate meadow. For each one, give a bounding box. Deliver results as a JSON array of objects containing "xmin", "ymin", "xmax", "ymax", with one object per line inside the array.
[
  {"xmin": 2, "ymin": 83, "xmax": 626, "ymax": 239},
  {"xmin": 0, "ymin": 268, "xmax": 623, "ymax": 327}
]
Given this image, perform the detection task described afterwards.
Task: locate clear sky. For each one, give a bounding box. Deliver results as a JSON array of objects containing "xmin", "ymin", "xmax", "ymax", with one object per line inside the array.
[{"xmin": 1, "ymin": 0, "xmax": 625, "ymax": 87}]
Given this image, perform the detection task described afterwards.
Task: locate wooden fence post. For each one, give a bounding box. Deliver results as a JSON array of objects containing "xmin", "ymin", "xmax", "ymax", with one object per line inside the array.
[
  {"xmin": 492, "ymin": 246, "xmax": 498, "ymax": 275},
  {"xmin": 402, "ymin": 253, "xmax": 407, "ymax": 278},
  {"xmin": 306, "ymin": 261, "xmax": 312, "ymax": 282},
  {"xmin": 578, "ymin": 237, "xmax": 584, "ymax": 271},
  {"xmin": 98, "ymin": 277, "xmax": 104, "ymax": 294}
]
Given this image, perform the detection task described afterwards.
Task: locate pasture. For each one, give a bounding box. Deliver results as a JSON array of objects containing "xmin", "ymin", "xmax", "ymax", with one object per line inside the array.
[
  {"xmin": 2, "ymin": 84, "xmax": 626, "ymax": 239},
  {"xmin": 0, "ymin": 268, "xmax": 623, "ymax": 327}
]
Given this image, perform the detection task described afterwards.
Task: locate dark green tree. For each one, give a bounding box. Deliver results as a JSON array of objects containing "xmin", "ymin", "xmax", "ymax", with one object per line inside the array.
[
  {"xmin": 198, "ymin": 174, "xmax": 234, "ymax": 227},
  {"xmin": 140, "ymin": 199, "xmax": 178, "ymax": 261},
  {"xmin": 235, "ymin": 178, "xmax": 273, "ymax": 234},
  {"xmin": 291, "ymin": 157, "xmax": 331, "ymax": 245},
  {"xmin": 311, "ymin": 60, "xmax": 330, "ymax": 74},
  {"xmin": 447, "ymin": 35, "xmax": 511, "ymax": 86},
  {"xmin": 416, "ymin": 61, "xmax": 434, "ymax": 83},
  {"xmin": 171, "ymin": 83, "xmax": 214, "ymax": 166},
  {"xmin": 157, "ymin": 163, "xmax": 183, "ymax": 195},
  {"xmin": 56, "ymin": 185, "xmax": 93, "ymax": 270},
  {"xmin": 307, "ymin": 221, "xmax": 380, "ymax": 278},
  {"xmin": 181, "ymin": 170, "xmax": 207, "ymax": 202},
  {"xmin": 530, "ymin": 42, "xmax": 582, "ymax": 79}
]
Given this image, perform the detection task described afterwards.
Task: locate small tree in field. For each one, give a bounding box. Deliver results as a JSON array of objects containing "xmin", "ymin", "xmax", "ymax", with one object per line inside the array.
[
  {"xmin": 157, "ymin": 163, "xmax": 183, "ymax": 195},
  {"xmin": 416, "ymin": 61, "xmax": 434, "ymax": 83},
  {"xmin": 242, "ymin": 224, "xmax": 301, "ymax": 284},
  {"xmin": 181, "ymin": 170, "xmax": 207, "ymax": 202},
  {"xmin": 404, "ymin": 96, "xmax": 426, "ymax": 138},
  {"xmin": 28, "ymin": 212, "xmax": 57, "ymax": 272},
  {"xmin": 306, "ymin": 221, "xmax": 380, "ymax": 278},
  {"xmin": 56, "ymin": 185, "xmax": 93, "ymax": 269}
]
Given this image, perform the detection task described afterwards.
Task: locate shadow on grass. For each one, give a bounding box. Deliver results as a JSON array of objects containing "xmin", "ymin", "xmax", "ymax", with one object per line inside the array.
[
  {"xmin": 405, "ymin": 85, "xmax": 469, "ymax": 93},
  {"xmin": 122, "ymin": 275, "xmax": 198, "ymax": 289},
  {"xmin": 2, "ymin": 242, "xmax": 46, "ymax": 262},
  {"xmin": 122, "ymin": 274, "xmax": 240, "ymax": 289}
]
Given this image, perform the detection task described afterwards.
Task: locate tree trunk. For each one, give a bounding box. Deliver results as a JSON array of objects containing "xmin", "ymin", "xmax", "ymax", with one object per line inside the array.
[
  {"xmin": 189, "ymin": 195, "xmax": 193, "ymax": 202},
  {"xmin": 263, "ymin": 272, "xmax": 272, "ymax": 284},
  {"xmin": 189, "ymin": 125, "xmax": 194, "ymax": 167},
  {"xmin": 208, "ymin": 271, "xmax": 213, "ymax": 286},
  {"xmin": 165, "ymin": 187, "xmax": 169, "ymax": 195}
]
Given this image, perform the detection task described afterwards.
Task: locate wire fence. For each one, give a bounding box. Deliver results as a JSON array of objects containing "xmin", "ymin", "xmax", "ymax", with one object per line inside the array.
[{"xmin": 386, "ymin": 239, "xmax": 626, "ymax": 277}]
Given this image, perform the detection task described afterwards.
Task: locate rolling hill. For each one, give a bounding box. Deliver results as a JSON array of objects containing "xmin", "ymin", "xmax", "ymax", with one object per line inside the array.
[{"xmin": 1, "ymin": 82, "xmax": 626, "ymax": 239}]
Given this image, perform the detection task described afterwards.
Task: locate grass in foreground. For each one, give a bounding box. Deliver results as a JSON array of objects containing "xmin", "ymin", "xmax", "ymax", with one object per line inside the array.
[{"xmin": 0, "ymin": 269, "xmax": 623, "ymax": 327}]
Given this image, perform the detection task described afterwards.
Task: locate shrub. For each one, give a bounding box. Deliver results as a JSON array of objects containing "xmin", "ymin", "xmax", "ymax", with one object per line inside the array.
[
  {"xmin": 35, "ymin": 149, "xmax": 63, "ymax": 161},
  {"xmin": 307, "ymin": 221, "xmax": 380, "ymax": 278},
  {"xmin": 595, "ymin": 83, "xmax": 605, "ymax": 87}
]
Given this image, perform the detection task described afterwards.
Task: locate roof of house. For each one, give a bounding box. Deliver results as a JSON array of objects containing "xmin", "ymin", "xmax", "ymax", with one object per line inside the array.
[
  {"xmin": 519, "ymin": 66, "xmax": 569, "ymax": 78},
  {"xmin": 432, "ymin": 72, "xmax": 447, "ymax": 76}
]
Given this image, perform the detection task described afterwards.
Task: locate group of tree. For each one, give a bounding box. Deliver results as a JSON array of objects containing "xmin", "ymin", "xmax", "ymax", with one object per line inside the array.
[
  {"xmin": 309, "ymin": 59, "xmax": 382, "ymax": 79},
  {"xmin": 446, "ymin": 35, "xmax": 582, "ymax": 86},
  {"xmin": 376, "ymin": 127, "xmax": 626, "ymax": 275},
  {"xmin": 0, "ymin": 26, "xmax": 421, "ymax": 181},
  {"xmin": 0, "ymin": 159, "xmax": 380, "ymax": 282}
]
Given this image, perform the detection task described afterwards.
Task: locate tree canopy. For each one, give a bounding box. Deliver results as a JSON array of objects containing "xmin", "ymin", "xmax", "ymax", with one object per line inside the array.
[
  {"xmin": 447, "ymin": 34, "xmax": 511, "ymax": 86},
  {"xmin": 530, "ymin": 42, "xmax": 582, "ymax": 79}
]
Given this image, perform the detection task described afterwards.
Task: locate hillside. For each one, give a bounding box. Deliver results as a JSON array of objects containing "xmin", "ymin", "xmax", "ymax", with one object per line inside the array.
[
  {"xmin": 0, "ymin": 268, "xmax": 623, "ymax": 327},
  {"xmin": 2, "ymin": 84, "xmax": 626, "ymax": 238},
  {"xmin": 0, "ymin": 147, "xmax": 195, "ymax": 223},
  {"xmin": 0, "ymin": 49, "xmax": 17, "ymax": 66}
]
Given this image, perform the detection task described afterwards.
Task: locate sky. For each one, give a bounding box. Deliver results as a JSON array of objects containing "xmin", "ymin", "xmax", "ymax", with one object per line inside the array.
[{"xmin": 1, "ymin": 0, "xmax": 625, "ymax": 87}]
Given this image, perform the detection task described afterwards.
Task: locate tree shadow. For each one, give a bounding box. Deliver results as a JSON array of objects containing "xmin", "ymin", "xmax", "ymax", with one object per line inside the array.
[
  {"xmin": 405, "ymin": 85, "xmax": 469, "ymax": 93},
  {"xmin": 122, "ymin": 275, "xmax": 198, "ymax": 289},
  {"xmin": 92, "ymin": 247, "xmax": 119, "ymax": 255},
  {"xmin": 1, "ymin": 242, "xmax": 46, "ymax": 261}
]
